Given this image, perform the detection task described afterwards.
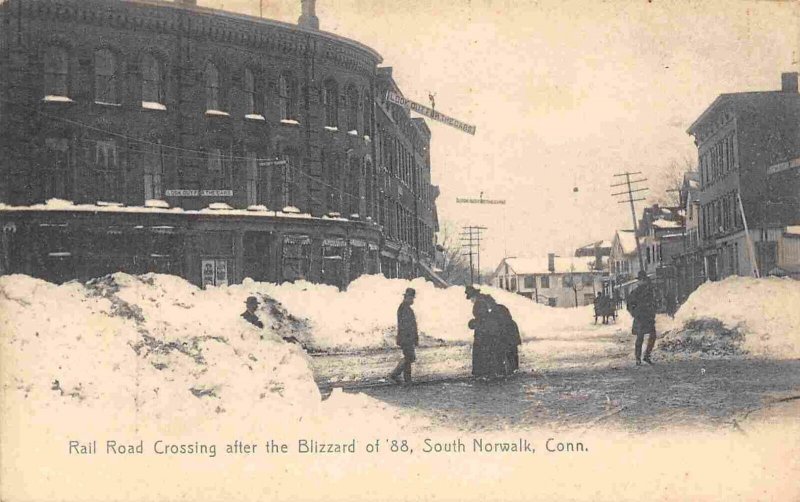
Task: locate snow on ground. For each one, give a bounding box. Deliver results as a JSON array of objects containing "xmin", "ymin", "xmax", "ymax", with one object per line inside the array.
[
  {"xmin": 0, "ymin": 273, "xmax": 427, "ymax": 441},
  {"xmin": 670, "ymin": 276, "xmax": 800, "ymax": 358}
]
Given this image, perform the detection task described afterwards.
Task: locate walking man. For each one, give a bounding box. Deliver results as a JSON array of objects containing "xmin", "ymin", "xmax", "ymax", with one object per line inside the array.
[
  {"xmin": 241, "ymin": 296, "xmax": 264, "ymax": 328},
  {"xmin": 389, "ymin": 288, "xmax": 419, "ymax": 385},
  {"xmin": 626, "ymin": 271, "xmax": 657, "ymax": 365}
]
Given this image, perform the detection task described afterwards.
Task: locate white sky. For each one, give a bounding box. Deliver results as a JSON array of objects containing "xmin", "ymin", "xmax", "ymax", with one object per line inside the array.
[{"xmin": 206, "ymin": 0, "xmax": 799, "ymax": 269}]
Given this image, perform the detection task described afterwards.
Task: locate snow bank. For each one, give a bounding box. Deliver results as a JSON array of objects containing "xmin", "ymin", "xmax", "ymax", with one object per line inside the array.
[
  {"xmin": 0, "ymin": 273, "xmax": 426, "ymax": 440},
  {"xmin": 672, "ymin": 276, "xmax": 800, "ymax": 358},
  {"xmin": 231, "ymin": 276, "xmax": 614, "ymax": 352}
]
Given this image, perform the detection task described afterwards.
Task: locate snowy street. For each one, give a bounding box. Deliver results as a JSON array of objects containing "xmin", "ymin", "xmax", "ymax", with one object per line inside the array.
[{"xmin": 313, "ymin": 323, "xmax": 800, "ymax": 433}]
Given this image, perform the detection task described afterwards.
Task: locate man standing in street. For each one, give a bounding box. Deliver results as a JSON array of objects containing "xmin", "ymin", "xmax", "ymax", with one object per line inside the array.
[
  {"xmin": 626, "ymin": 271, "xmax": 658, "ymax": 365},
  {"xmin": 389, "ymin": 288, "xmax": 419, "ymax": 385}
]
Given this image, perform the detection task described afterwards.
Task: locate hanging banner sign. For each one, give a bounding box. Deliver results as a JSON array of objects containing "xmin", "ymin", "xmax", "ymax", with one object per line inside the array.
[
  {"xmin": 456, "ymin": 197, "xmax": 506, "ymax": 205},
  {"xmin": 165, "ymin": 189, "xmax": 233, "ymax": 197},
  {"xmin": 386, "ymin": 90, "xmax": 476, "ymax": 135},
  {"xmin": 258, "ymin": 159, "xmax": 288, "ymax": 167}
]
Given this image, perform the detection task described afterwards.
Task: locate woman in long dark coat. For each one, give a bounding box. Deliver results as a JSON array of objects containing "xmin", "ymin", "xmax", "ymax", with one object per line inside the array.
[{"xmin": 468, "ymin": 293, "xmax": 505, "ymax": 377}]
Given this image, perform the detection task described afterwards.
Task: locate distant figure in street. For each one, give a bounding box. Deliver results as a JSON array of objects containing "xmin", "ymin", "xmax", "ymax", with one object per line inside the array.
[
  {"xmin": 613, "ymin": 290, "xmax": 622, "ymax": 310},
  {"xmin": 389, "ymin": 288, "xmax": 419, "ymax": 385},
  {"xmin": 241, "ymin": 296, "xmax": 264, "ymax": 328},
  {"xmin": 241, "ymin": 295, "xmax": 302, "ymax": 345},
  {"xmin": 626, "ymin": 271, "xmax": 658, "ymax": 365},
  {"xmin": 593, "ymin": 292, "xmax": 604, "ymax": 324}
]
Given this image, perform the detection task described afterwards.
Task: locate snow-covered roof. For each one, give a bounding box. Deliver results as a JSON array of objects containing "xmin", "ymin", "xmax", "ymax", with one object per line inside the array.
[
  {"xmin": 503, "ymin": 256, "xmax": 601, "ymax": 275},
  {"xmin": 652, "ymin": 218, "xmax": 682, "ymax": 229},
  {"xmin": 786, "ymin": 226, "xmax": 800, "ymax": 237},
  {"xmin": 616, "ymin": 231, "xmax": 638, "ymax": 255},
  {"xmin": 0, "ymin": 198, "xmax": 324, "ymax": 220}
]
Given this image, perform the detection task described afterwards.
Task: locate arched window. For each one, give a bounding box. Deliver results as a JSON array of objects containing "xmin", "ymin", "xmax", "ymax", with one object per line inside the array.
[
  {"xmin": 142, "ymin": 54, "xmax": 164, "ymax": 105},
  {"xmin": 362, "ymin": 92, "xmax": 372, "ymax": 137},
  {"xmin": 323, "ymin": 78, "xmax": 338, "ymax": 128},
  {"xmin": 278, "ymin": 73, "xmax": 297, "ymax": 121},
  {"xmin": 346, "ymin": 84, "xmax": 359, "ymax": 132},
  {"xmin": 44, "ymin": 46, "xmax": 69, "ymax": 97},
  {"xmin": 205, "ymin": 62, "xmax": 221, "ymax": 111},
  {"xmin": 94, "ymin": 49, "xmax": 119, "ymax": 104},
  {"xmin": 243, "ymin": 68, "xmax": 256, "ymax": 115}
]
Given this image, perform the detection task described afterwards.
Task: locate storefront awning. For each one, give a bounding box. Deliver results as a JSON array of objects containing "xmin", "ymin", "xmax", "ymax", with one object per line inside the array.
[{"xmin": 349, "ymin": 238, "xmax": 366, "ymax": 247}]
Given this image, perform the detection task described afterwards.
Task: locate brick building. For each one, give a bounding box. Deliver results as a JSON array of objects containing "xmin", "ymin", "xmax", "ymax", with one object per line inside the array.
[
  {"xmin": 686, "ymin": 73, "xmax": 800, "ymax": 280},
  {"xmin": 0, "ymin": 0, "xmax": 440, "ymax": 287}
]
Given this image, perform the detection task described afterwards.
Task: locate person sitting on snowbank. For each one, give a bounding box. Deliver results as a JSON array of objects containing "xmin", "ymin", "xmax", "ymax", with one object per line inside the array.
[{"xmin": 240, "ymin": 296, "xmax": 302, "ymax": 345}]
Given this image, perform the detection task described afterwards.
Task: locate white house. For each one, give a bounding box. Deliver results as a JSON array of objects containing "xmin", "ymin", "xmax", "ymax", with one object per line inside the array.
[{"xmin": 493, "ymin": 254, "xmax": 606, "ymax": 308}]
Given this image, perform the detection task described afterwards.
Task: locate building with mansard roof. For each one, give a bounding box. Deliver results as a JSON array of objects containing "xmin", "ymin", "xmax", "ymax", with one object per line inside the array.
[{"xmin": 0, "ymin": 0, "xmax": 441, "ymax": 287}]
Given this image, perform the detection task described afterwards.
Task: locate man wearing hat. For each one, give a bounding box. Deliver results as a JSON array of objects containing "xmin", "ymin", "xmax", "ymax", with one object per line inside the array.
[
  {"xmin": 241, "ymin": 296, "xmax": 264, "ymax": 329},
  {"xmin": 626, "ymin": 271, "xmax": 658, "ymax": 365},
  {"xmin": 241, "ymin": 295, "xmax": 302, "ymax": 345},
  {"xmin": 389, "ymin": 288, "xmax": 419, "ymax": 384}
]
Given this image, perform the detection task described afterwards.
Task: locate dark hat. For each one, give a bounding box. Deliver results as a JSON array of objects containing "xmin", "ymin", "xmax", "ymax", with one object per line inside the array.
[
  {"xmin": 403, "ymin": 288, "xmax": 416, "ymax": 298},
  {"xmin": 465, "ymin": 285, "xmax": 480, "ymax": 299},
  {"xmin": 245, "ymin": 295, "xmax": 259, "ymax": 305}
]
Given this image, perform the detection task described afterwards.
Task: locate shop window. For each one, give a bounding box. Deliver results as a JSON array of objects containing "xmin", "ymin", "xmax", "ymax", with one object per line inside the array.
[
  {"xmin": 321, "ymin": 238, "xmax": 346, "ymax": 287},
  {"xmin": 142, "ymin": 53, "xmax": 165, "ymax": 105},
  {"xmin": 323, "ymin": 78, "xmax": 338, "ymax": 128},
  {"xmin": 540, "ymin": 276, "xmax": 550, "ymax": 289},
  {"xmin": 40, "ymin": 138, "xmax": 71, "ymax": 201},
  {"xmin": 44, "ymin": 46, "xmax": 69, "ymax": 97},
  {"xmin": 143, "ymin": 143, "xmax": 163, "ymax": 201},
  {"xmin": 282, "ymin": 235, "xmax": 311, "ymax": 281},
  {"xmin": 94, "ymin": 49, "xmax": 119, "ymax": 104},
  {"xmin": 91, "ymin": 139, "xmax": 120, "ymax": 201}
]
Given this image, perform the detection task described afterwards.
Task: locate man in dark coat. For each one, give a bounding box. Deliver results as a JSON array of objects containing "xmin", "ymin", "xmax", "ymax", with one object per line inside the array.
[
  {"xmin": 490, "ymin": 297, "xmax": 521, "ymax": 374},
  {"xmin": 626, "ymin": 271, "xmax": 657, "ymax": 365},
  {"xmin": 241, "ymin": 296, "xmax": 264, "ymax": 328},
  {"xmin": 593, "ymin": 292, "xmax": 604, "ymax": 324},
  {"xmin": 389, "ymin": 288, "xmax": 419, "ymax": 384},
  {"xmin": 466, "ymin": 287, "xmax": 496, "ymax": 377},
  {"xmin": 241, "ymin": 295, "xmax": 302, "ymax": 345}
]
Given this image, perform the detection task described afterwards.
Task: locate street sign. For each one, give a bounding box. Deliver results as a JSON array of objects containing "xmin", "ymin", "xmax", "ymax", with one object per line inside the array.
[
  {"xmin": 386, "ymin": 90, "xmax": 476, "ymax": 135},
  {"xmin": 165, "ymin": 189, "xmax": 233, "ymax": 197},
  {"xmin": 258, "ymin": 159, "xmax": 288, "ymax": 167},
  {"xmin": 456, "ymin": 192, "xmax": 506, "ymax": 205}
]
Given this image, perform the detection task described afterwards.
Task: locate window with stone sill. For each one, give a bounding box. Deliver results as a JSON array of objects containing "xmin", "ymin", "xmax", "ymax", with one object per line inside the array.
[
  {"xmin": 142, "ymin": 53, "xmax": 166, "ymax": 105},
  {"xmin": 323, "ymin": 78, "xmax": 339, "ymax": 128},
  {"xmin": 205, "ymin": 62, "xmax": 222, "ymax": 112},
  {"xmin": 279, "ymin": 73, "xmax": 298, "ymax": 121},
  {"xmin": 94, "ymin": 49, "xmax": 120, "ymax": 105},
  {"xmin": 44, "ymin": 46, "xmax": 69, "ymax": 98}
]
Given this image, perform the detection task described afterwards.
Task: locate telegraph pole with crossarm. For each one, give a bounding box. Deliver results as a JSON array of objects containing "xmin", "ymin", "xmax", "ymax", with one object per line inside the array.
[{"xmin": 611, "ymin": 172, "xmax": 648, "ymax": 273}]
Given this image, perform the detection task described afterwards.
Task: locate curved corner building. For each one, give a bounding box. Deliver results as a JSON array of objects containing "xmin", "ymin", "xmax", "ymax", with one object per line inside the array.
[{"xmin": 0, "ymin": 0, "xmax": 442, "ymax": 288}]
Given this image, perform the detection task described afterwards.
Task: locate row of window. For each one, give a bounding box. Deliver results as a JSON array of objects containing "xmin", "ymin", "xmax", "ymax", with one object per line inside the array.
[
  {"xmin": 375, "ymin": 129, "xmax": 434, "ymax": 208},
  {"xmin": 497, "ymin": 274, "xmax": 595, "ymax": 291},
  {"xmin": 41, "ymin": 45, "xmax": 373, "ymax": 129},
  {"xmin": 700, "ymin": 133, "xmax": 736, "ymax": 188},
  {"xmin": 701, "ymin": 190, "xmax": 743, "ymax": 240}
]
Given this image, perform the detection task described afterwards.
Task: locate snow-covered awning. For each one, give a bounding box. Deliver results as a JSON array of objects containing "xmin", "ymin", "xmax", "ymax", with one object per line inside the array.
[{"xmin": 349, "ymin": 239, "xmax": 366, "ymax": 247}]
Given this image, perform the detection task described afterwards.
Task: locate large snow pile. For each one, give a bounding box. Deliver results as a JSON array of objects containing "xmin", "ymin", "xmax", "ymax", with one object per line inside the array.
[
  {"xmin": 669, "ymin": 276, "xmax": 800, "ymax": 358},
  {"xmin": 0, "ymin": 273, "xmax": 426, "ymax": 439},
  {"xmin": 240, "ymin": 275, "xmax": 615, "ymax": 352}
]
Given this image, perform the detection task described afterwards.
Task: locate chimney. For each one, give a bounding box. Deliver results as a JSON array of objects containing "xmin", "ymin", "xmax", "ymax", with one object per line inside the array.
[
  {"xmin": 298, "ymin": 0, "xmax": 319, "ymax": 30},
  {"xmin": 547, "ymin": 253, "xmax": 555, "ymax": 273},
  {"xmin": 782, "ymin": 72, "xmax": 799, "ymax": 93}
]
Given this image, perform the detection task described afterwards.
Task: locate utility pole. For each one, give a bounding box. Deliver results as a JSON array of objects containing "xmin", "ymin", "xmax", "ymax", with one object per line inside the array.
[
  {"xmin": 611, "ymin": 172, "xmax": 648, "ymax": 274},
  {"xmin": 460, "ymin": 225, "xmax": 487, "ymax": 285}
]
